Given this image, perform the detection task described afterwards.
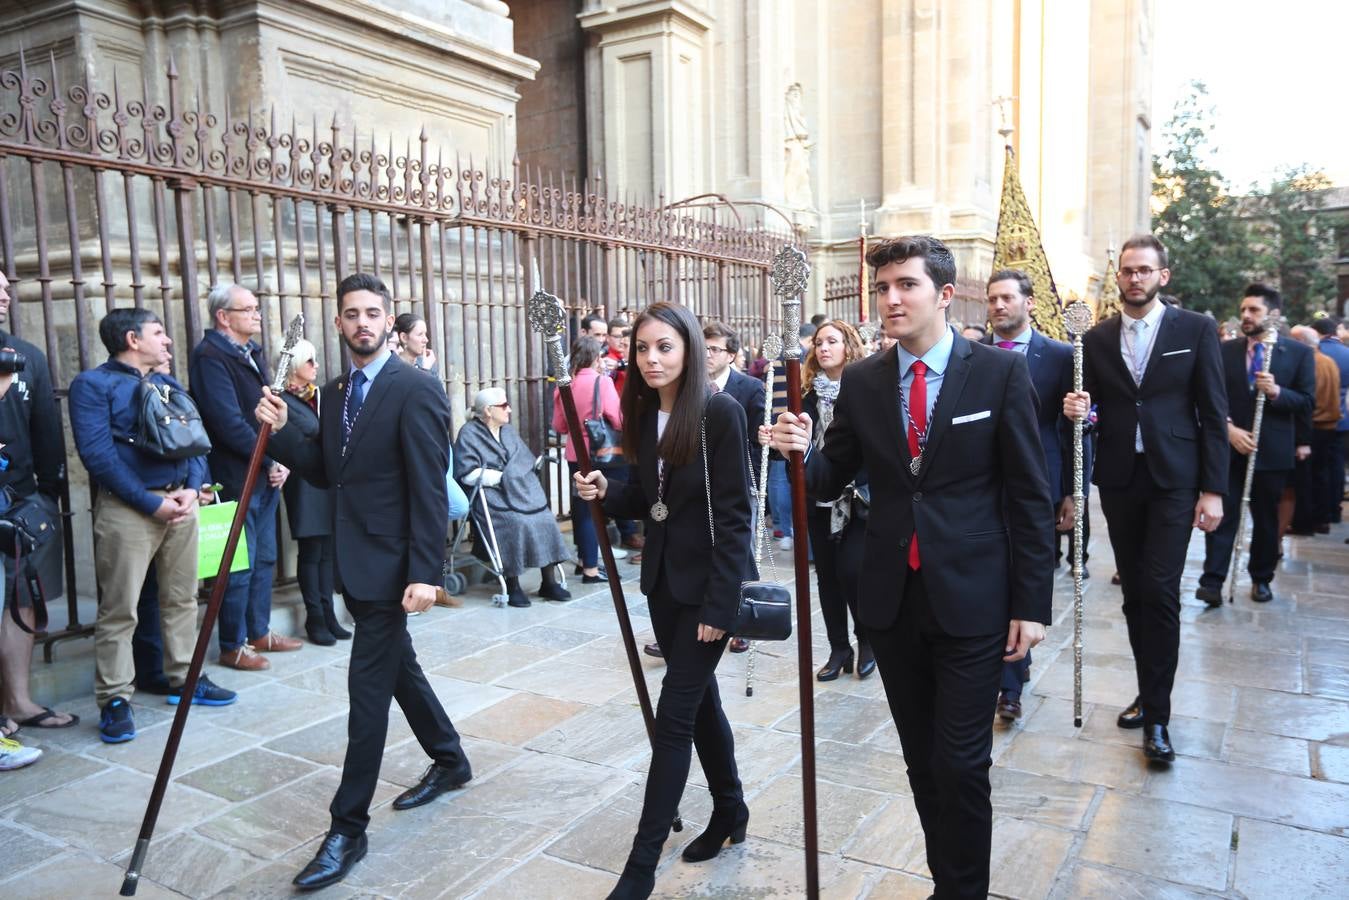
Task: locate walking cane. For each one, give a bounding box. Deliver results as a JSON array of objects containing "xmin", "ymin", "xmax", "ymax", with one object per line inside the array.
[
  {"xmin": 745, "ymin": 334, "xmax": 783, "ymax": 697},
  {"xmin": 771, "ymin": 245, "xmax": 820, "ymax": 900},
  {"xmin": 121, "ymin": 315, "xmax": 304, "ymax": 896},
  {"xmin": 1063, "ymin": 301, "xmax": 1093, "ymax": 728},
  {"xmin": 527, "ymin": 290, "xmax": 681, "ymax": 833},
  {"xmin": 1225, "ymin": 315, "xmax": 1282, "ymax": 603}
]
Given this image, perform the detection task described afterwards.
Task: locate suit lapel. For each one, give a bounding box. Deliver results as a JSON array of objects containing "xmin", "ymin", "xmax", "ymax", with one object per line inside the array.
[
  {"xmin": 1026, "ymin": 329, "xmax": 1046, "ymax": 381},
  {"xmin": 915, "ymin": 336, "xmax": 972, "ymax": 483},
  {"xmin": 1138, "ymin": 307, "xmax": 1179, "ymax": 393},
  {"xmin": 1101, "ymin": 315, "xmax": 1137, "ymax": 390},
  {"xmin": 341, "ymin": 359, "xmax": 403, "ymax": 468},
  {"xmin": 875, "ymin": 346, "xmax": 908, "ymax": 473}
]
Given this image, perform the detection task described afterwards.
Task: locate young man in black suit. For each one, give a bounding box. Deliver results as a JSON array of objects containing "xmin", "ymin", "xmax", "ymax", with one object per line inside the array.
[
  {"xmin": 1063, "ymin": 234, "xmax": 1228, "ymax": 764},
  {"xmin": 983, "ymin": 269, "xmax": 1079, "ymax": 721},
  {"xmin": 1197, "ymin": 284, "xmax": 1314, "ymax": 605},
  {"xmin": 772, "ymin": 236, "xmax": 1054, "ymax": 899},
  {"xmin": 257, "ymin": 273, "xmax": 470, "ymax": 891}
]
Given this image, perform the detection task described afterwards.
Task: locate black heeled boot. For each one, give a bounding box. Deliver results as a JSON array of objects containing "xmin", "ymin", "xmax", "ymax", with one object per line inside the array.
[
  {"xmin": 856, "ymin": 641, "xmax": 876, "ymax": 679},
  {"xmin": 605, "ymin": 863, "xmax": 656, "ymax": 900},
  {"xmin": 305, "ymin": 616, "xmax": 336, "ymax": 646},
  {"xmin": 681, "ymin": 801, "xmax": 749, "ymax": 862},
  {"xmin": 816, "ymin": 646, "xmax": 854, "ymax": 682},
  {"xmin": 322, "ymin": 596, "xmax": 351, "ymax": 640}
]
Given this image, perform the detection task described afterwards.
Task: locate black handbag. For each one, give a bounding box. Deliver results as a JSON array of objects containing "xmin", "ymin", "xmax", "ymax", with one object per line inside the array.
[
  {"xmin": 582, "ymin": 376, "xmax": 623, "ymax": 468},
  {"xmin": 0, "ymin": 490, "xmax": 58, "ymax": 634},
  {"xmin": 117, "ymin": 372, "xmax": 213, "ymax": 461},
  {"xmin": 699, "ymin": 416, "xmax": 791, "ymax": 642}
]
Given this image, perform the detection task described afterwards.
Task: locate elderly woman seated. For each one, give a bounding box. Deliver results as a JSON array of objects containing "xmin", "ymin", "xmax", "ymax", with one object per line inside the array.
[{"xmin": 453, "ymin": 387, "xmax": 572, "ymax": 607}]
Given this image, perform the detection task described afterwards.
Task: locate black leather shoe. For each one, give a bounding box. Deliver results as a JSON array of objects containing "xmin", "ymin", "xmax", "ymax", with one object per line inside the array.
[
  {"xmin": 728, "ymin": 637, "xmax": 749, "ymax": 653},
  {"xmin": 392, "ymin": 762, "xmax": 472, "ymax": 810},
  {"xmin": 682, "ymin": 801, "xmax": 749, "ymax": 861},
  {"xmin": 816, "ymin": 648, "xmax": 854, "ymax": 682},
  {"xmin": 293, "ymin": 831, "xmax": 367, "ymax": 891},
  {"xmin": 1143, "ymin": 724, "xmax": 1175, "ymax": 762},
  {"xmin": 1251, "ymin": 582, "xmax": 1274, "ymax": 603},
  {"xmin": 1195, "ymin": 585, "xmax": 1223, "ymax": 608},
  {"xmin": 997, "ymin": 692, "xmax": 1022, "ymax": 721},
  {"xmin": 643, "ymin": 642, "xmax": 663, "ymax": 658},
  {"xmin": 1117, "ymin": 697, "xmax": 1144, "ymax": 729},
  {"xmin": 856, "ymin": 642, "xmax": 876, "ymax": 679}
]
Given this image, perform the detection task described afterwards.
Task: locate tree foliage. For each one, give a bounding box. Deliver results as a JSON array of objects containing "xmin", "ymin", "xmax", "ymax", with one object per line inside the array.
[{"xmin": 1151, "ymin": 83, "xmax": 1337, "ymax": 321}]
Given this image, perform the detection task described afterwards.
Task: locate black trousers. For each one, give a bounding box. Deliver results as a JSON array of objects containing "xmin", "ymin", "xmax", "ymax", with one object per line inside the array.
[
  {"xmin": 1308, "ymin": 430, "xmax": 1342, "ymax": 527},
  {"xmin": 1098, "ymin": 454, "xmax": 1194, "ymax": 728},
  {"xmin": 865, "ymin": 571, "xmax": 1004, "ymax": 900},
  {"xmin": 296, "ymin": 535, "xmax": 335, "ymax": 621},
  {"xmin": 805, "ymin": 505, "xmax": 865, "ymax": 654},
  {"xmin": 1201, "ymin": 457, "xmax": 1288, "ymax": 588},
  {"xmin": 627, "ymin": 583, "xmax": 741, "ymax": 869},
  {"xmin": 330, "ymin": 596, "xmax": 469, "ymax": 836}
]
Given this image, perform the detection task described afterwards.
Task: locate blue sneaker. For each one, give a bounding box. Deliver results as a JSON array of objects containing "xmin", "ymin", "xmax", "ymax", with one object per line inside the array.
[
  {"xmin": 167, "ymin": 674, "xmax": 238, "ymax": 707},
  {"xmin": 99, "ymin": 697, "xmax": 136, "ymax": 743}
]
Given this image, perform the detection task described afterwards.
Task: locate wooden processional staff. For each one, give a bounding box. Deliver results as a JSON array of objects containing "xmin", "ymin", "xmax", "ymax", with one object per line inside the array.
[
  {"xmin": 121, "ymin": 315, "xmax": 305, "ymax": 896},
  {"xmin": 771, "ymin": 245, "xmax": 821, "ymax": 900}
]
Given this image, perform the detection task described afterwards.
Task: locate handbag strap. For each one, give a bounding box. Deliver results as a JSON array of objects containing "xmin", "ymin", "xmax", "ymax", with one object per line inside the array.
[
  {"xmin": 589, "ymin": 372, "xmax": 602, "ymax": 419},
  {"xmin": 700, "ymin": 415, "xmax": 715, "ymax": 548}
]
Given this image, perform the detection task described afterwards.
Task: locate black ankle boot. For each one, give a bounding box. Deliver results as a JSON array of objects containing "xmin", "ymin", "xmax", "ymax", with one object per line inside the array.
[
  {"xmin": 322, "ymin": 598, "xmax": 352, "ymax": 640},
  {"xmin": 305, "ymin": 617, "xmax": 336, "ymax": 646},
  {"xmin": 605, "ymin": 863, "xmax": 655, "ymax": 900},
  {"xmin": 681, "ymin": 801, "xmax": 749, "ymax": 862},
  {"xmin": 816, "ymin": 647, "xmax": 854, "ymax": 682}
]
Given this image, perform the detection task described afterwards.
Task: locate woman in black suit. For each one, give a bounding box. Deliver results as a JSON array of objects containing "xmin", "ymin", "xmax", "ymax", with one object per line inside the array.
[
  {"xmin": 278, "ymin": 339, "xmax": 350, "ymax": 645},
  {"xmin": 575, "ymin": 302, "xmax": 753, "ymax": 900},
  {"xmin": 796, "ymin": 319, "xmax": 873, "ymax": 681}
]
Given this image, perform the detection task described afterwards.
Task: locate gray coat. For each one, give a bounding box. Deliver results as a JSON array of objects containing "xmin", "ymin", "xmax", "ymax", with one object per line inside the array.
[
  {"xmin": 453, "ymin": 418, "xmax": 569, "ymax": 577},
  {"xmin": 280, "ymin": 391, "xmax": 333, "ymax": 538}
]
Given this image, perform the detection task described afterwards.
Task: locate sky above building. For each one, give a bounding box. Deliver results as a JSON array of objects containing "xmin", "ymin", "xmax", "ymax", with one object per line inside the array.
[{"xmin": 1153, "ymin": 0, "xmax": 1348, "ymax": 190}]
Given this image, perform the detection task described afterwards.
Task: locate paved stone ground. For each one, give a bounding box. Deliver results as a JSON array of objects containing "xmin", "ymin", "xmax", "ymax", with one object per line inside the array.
[{"xmin": 2, "ymin": 502, "xmax": 1348, "ymax": 899}]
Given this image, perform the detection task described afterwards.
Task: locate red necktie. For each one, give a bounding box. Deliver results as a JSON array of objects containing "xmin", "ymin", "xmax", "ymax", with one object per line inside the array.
[{"xmin": 907, "ymin": 360, "xmax": 927, "ymax": 569}]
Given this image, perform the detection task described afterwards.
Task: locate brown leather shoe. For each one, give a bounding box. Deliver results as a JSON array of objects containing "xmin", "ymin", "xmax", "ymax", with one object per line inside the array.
[
  {"xmin": 219, "ymin": 644, "xmax": 270, "ymax": 671},
  {"xmin": 435, "ymin": 588, "xmax": 463, "ymax": 608},
  {"xmin": 252, "ymin": 632, "xmax": 303, "ymax": 652},
  {"xmin": 728, "ymin": 637, "xmax": 749, "ymax": 653},
  {"xmin": 622, "ymin": 534, "xmax": 646, "ymax": 550},
  {"xmin": 997, "ymin": 692, "xmax": 1022, "ymax": 721}
]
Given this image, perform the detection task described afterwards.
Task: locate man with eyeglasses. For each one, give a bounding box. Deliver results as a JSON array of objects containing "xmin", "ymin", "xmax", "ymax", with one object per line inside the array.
[
  {"xmin": 1063, "ymin": 234, "xmax": 1228, "ymax": 764},
  {"xmin": 190, "ymin": 284, "xmax": 302, "ymax": 672}
]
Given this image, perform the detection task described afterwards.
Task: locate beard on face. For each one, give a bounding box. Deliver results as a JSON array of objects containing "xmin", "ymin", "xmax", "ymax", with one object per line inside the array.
[
  {"xmin": 1240, "ymin": 316, "xmax": 1267, "ymax": 336},
  {"xmin": 343, "ymin": 324, "xmax": 390, "ymax": 358},
  {"xmin": 1122, "ymin": 281, "xmax": 1160, "ymax": 306}
]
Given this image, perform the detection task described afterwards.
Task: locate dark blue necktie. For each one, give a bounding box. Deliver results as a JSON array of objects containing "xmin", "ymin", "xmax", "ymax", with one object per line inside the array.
[
  {"xmin": 343, "ymin": 370, "xmax": 367, "ymax": 448},
  {"xmin": 1248, "ymin": 342, "xmax": 1264, "ymax": 388}
]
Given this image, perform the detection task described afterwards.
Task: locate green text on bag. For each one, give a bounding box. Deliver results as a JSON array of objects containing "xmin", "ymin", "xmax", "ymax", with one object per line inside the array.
[{"xmin": 197, "ymin": 500, "xmax": 250, "ymax": 579}]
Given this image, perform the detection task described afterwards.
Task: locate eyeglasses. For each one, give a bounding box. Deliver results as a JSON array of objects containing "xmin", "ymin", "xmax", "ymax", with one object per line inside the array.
[
  {"xmin": 491, "ymin": 402, "xmax": 511, "ymax": 409},
  {"xmin": 225, "ymin": 305, "xmax": 262, "ymax": 316},
  {"xmin": 706, "ymin": 346, "xmax": 732, "ymax": 355},
  {"xmin": 1119, "ymin": 267, "xmax": 1158, "ymax": 281}
]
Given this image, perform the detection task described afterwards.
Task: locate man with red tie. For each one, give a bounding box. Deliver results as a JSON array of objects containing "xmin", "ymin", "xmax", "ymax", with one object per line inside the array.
[{"xmin": 772, "ymin": 236, "xmax": 1054, "ymax": 899}]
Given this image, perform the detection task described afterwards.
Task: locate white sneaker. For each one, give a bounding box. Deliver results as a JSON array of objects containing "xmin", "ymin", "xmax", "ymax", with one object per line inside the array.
[
  {"xmin": 775, "ymin": 536, "xmax": 794, "ymax": 551},
  {"xmin": 610, "ymin": 547, "xmax": 629, "ymax": 560},
  {"xmin": 0, "ymin": 736, "xmax": 42, "ymax": 771}
]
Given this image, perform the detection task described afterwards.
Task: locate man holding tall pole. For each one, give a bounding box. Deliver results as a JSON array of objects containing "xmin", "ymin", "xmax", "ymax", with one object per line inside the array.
[{"xmin": 772, "ymin": 236, "xmax": 1053, "ymax": 899}]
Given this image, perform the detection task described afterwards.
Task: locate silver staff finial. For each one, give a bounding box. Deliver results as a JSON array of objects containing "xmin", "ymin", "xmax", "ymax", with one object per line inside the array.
[
  {"xmin": 772, "ymin": 246, "xmax": 810, "ymax": 362},
  {"xmin": 527, "ymin": 289, "xmax": 572, "ymax": 386},
  {"xmin": 1063, "ymin": 301, "xmax": 1093, "ymax": 337},
  {"xmin": 270, "ymin": 313, "xmax": 306, "ymax": 392}
]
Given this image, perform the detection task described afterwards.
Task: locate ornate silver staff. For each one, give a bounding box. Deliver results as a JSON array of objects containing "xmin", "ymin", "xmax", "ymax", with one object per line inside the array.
[
  {"xmin": 1063, "ymin": 300, "xmax": 1093, "ymax": 729},
  {"xmin": 744, "ymin": 333, "xmax": 783, "ymax": 698},
  {"xmin": 1225, "ymin": 315, "xmax": 1282, "ymax": 603},
  {"xmin": 771, "ymin": 245, "xmax": 820, "ymax": 900},
  {"xmin": 122, "ymin": 314, "xmax": 304, "ymax": 896},
  {"xmin": 527, "ymin": 290, "xmax": 680, "ymax": 832}
]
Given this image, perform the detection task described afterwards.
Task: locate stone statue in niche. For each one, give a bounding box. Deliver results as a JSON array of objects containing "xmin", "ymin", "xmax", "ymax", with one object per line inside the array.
[{"xmin": 783, "ymin": 82, "xmax": 815, "ymax": 210}]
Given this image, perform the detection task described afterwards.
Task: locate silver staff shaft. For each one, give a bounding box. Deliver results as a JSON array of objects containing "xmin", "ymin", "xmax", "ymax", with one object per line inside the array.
[
  {"xmin": 1225, "ymin": 324, "xmax": 1279, "ymax": 602},
  {"xmin": 1071, "ymin": 332, "xmax": 1086, "ymax": 729}
]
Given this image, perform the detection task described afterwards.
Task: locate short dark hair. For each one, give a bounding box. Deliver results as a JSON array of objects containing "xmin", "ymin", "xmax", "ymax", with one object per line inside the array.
[
  {"xmin": 336, "ymin": 272, "xmax": 392, "ymax": 311},
  {"xmin": 962, "ymin": 323, "xmax": 987, "ymax": 338},
  {"xmin": 809, "ymin": 313, "xmax": 828, "ymax": 327},
  {"xmin": 581, "ymin": 314, "xmax": 606, "ymax": 333},
  {"xmin": 1120, "ymin": 233, "xmax": 1169, "ymax": 270},
  {"xmin": 1242, "ymin": 282, "xmax": 1281, "ymax": 311},
  {"xmin": 1312, "ymin": 316, "xmax": 1339, "ymax": 336},
  {"xmin": 703, "ymin": 320, "xmax": 741, "ymax": 355},
  {"xmin": 866, "ymin": 235, "xmax": 957, "ymax": 290},
  {"xmin": 607, "ymin": 317, "xmax": 630, "ymax": 335},
  {"xmin": 987, "ymin": 269, "xmax": 1033, "ymax": 298},
  {"xmin": 392, "ymin": 312, "xmax": 424, "ymax": 335},
  {"xmin": 100, "ymin": 308, "xmax": 162, "ymax": 355}
]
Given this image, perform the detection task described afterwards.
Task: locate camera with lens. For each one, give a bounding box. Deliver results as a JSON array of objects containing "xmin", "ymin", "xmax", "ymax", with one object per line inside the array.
[{"xmin": 0, "ymin": 347, "xmax": 27, "ymax": 375}]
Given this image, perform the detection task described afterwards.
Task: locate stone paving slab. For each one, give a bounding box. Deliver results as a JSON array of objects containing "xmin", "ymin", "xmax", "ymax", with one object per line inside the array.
[{"xmin": 0, "ymin": 506, "xmax": 1347, "ymax": 897}]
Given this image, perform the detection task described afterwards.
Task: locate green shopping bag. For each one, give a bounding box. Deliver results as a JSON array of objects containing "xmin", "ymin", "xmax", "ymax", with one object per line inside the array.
[{"xmin": 197, "ymin": 499, "xmax": 250, "ymax": 579}]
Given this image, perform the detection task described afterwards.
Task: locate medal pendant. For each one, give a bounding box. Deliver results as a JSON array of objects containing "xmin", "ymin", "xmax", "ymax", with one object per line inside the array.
[
  {"xmin": 909, "ymin": 455, "xmax": 922, "ymax": 476},
  {"xmin": 650, "ymin": 501, "xmax": 669, "ymax": 522}
]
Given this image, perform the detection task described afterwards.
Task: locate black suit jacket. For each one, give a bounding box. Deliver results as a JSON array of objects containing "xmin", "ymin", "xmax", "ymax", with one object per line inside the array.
[
  {"xmin": 189, "ymin": 330, "xmax": 273, "ymax": 499},
  {"xmin": 804, "ymin": 331, "xmax": 1055, "ymax": 636},
  {"xmin": 267, "ymin": 354, "xmax": 450, "ymax": 604},
  {"xmin": 1220, "ymin": 335, "xmax": 1315, "ymax": 472},
  {"xmin": 1083, "ymin": 307, "xmax": 1229, "ymax": 494},
  {"xmin": 982, "ymin": 330, "xmax": 1077, "ymax": 500},
  {"xmin": 722, "ymin": 368, "xmax": 766, "ymax": 482},
  {"xmin": 602, "ymin": 391, "xmax": 753, "ymax": 631}
]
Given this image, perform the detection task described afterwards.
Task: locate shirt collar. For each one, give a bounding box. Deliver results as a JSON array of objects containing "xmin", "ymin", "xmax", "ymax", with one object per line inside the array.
[
  {"xmin": 1124, "ymin": 301, "xmax": 1166, "ymax": 331},
  {"xmin": 996, "ymin": 326, "xmax": 1032, "ymax": 347},
  {"xmin": 897, "ymin": 325, "xmax": 955, "ymax": 377},
  {"xmin": 350, "ymin": 348, "xmax": 393, "ymax": 383},
  {"xmin": 712, "ymin": 367, "xmax": 731, "ymax": 391}
]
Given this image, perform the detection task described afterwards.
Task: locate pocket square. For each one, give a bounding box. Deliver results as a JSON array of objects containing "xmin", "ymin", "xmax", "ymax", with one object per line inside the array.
[
  {"xmin": 1161, "ymin": 348, "xmax": 1191, "ymax": 357},
  {"xmin": 952, "ymin": 410, "xmax": 991, "ymax": 425}
]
